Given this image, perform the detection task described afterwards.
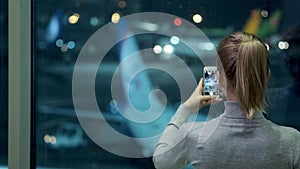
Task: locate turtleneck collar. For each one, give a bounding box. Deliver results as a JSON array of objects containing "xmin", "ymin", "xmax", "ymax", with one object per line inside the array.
[{"xmin": 222, "ymin": 101, "xmax": 264, "ymax": 119}]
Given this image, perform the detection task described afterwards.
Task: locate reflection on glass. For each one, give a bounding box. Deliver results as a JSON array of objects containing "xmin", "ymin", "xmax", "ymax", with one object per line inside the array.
[
  {"xmin": 267, "ymin": 25, "xmax": 300, "ymax": 131},
  {"xmin": 33, "ymin": 0, "xmax": 300, "ymax": 168}
]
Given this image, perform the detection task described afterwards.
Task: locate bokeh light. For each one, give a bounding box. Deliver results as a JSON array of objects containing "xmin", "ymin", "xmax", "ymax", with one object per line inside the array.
[
  {"xmin": 61, "ymin": 44, "xmax": 68, "ymax": 52},
  {"xmin": 170, "ymin": 36, "xmax": 180, "ymax": 45},
  {"xmin": 118, "ymin": 1, "xmax": 126, "ymax": 8},
  {"xmin": 163, "ymin": 44, "xmax": 174, "ymax": 54},
  {"xmin": 55, "ymin": 39, "xmax": 63, "ymax": 47},
  {"xmin": 278, "ymin": 41, "xmax": 289, "ymax": 50},
  {"xmin": 173, "ymin": 17, "xmax": 182, "ymax": 26},
  {"xmin": 49, "ymin": 136, "xmax": 57, "ymax": 145},
  {"xmin": 90, "ymin": 16, "xmax": 99, "ymax": 26},
  {"xmin": 68, "ymin": 13, "xmax": 80, "ymax": 24},
  {"xmin": 193, "ymin": 14, "xmax": 202, "ymax": 23},
  {"xmin": 111, "ymin": 12, "xmax": 121, "ymax": 24},
  {"xmin": 153, "ymin": 45, "xmax": 162, "ymax": 54},
  {"xmin": 44, "ymin": 134, "xmax": 51, "ymax": 143},
  {"xmin": 261, "ymin": 10, "xmax": 269, "ymax": 18},
  {"xmin": 67, "ymin": 41, "xmax": 76, "ymax": 49}
]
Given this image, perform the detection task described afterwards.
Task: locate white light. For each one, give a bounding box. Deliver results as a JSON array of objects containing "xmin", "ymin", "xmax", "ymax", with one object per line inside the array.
[
  {"xmin": 153, "ymin": 45, "xmax": 162, "ymax": 54},
  {"xmin": 67, "ymin": 41, "xmax": 75, "ymax": 49},
  {"xmin": 261, "ymin": 10, "xmax": 269, "ymax": 18},
  {"xmin": 193, "ymin": 14, "xmax": 203, "ymax": 23},
  {"xmin": 278, "ymin": 41, "xmax": 289, "ymax": 50},
  {"xmin": 163, "ymin": 45, "xmax": 174, "ymax": 54},
  {"xmin": 199, "ymin": 42, "xmax": 215, "ymax": 50},
  {"xmin": 204, "ymin": 42, "xmax": 215, "ymax": 50},
  {"xmin": 170, "ymin": 36, "xmax": 180, "ymax": 45},
  {"xmin": 55, "ymin": 39, "xmax": 63, "ymax": 47},
  {"xmin": 138, "ymin": 22, "xmax": 159, "ymax": 31}
]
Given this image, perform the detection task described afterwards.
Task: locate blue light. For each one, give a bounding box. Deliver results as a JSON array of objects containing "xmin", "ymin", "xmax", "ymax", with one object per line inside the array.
[
  {"xmin": 46, "ymin": 11, "xmax": 61, "ymax": 43},
  {"xmin": 90, "ymin": 16, "xmax": 99, "ymax": 26},
  {"xmin": 67, "ymin": 41, "xmax": 75, "ymax": 49},
  {"xmin": 55, "ymin": 39, "xmax": 63, "ymax": 47}
]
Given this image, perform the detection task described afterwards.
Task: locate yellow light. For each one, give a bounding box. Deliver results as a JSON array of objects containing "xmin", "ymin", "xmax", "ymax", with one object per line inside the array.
[
  {"xmin": 193, "ymin": 14, "xmax": 203, "ymax": 24},
  {"xmin": 50, "ymin": 136, "xmax": 57, "ymax": 144},
  {"xmin": 68, "ymin": 13, "xmax": 80, "ymax": 24},
  {"xmin": 44, "ymin": 134, "xmax": 51, "ymax": 143},
  {"xmin": 111, "ymin": 12, "xmax": 121, "ymax": 24}
]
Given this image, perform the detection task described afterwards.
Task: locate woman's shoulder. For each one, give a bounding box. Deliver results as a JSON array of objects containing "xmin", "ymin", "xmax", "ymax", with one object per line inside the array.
[
  {"xmin": 265, "ymin": 120, "xmax": 300, "ymax": 142},
  {"xmin": 277, "ymin": 125, "xmax": 300, "ymax": 139}
]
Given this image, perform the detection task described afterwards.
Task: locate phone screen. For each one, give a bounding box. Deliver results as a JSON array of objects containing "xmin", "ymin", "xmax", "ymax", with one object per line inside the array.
[{"xmin": 203, "ymin": 67, "xmax": 219, "ymax": 96}]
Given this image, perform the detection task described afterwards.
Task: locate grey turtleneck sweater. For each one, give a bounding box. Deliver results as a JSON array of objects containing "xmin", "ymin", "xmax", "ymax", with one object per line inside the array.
[{"xmin": 153, "ymin": 101, "xmax": 300, "ymax": 169}]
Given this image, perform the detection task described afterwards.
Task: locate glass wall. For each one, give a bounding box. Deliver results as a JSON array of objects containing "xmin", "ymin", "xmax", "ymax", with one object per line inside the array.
[
  {"xmin": 0, "ymin": 0, "xmax": 8, "ymax": 166},
  {"xmin": 33, "ymin": 0, "xmax": 300, "ymax": 168}
]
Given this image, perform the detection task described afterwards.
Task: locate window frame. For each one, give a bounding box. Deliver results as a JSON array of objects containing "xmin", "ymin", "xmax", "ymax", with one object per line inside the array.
[{"xmin": 8, "ymin": 0, "xmax": 32, "ymax": 168}]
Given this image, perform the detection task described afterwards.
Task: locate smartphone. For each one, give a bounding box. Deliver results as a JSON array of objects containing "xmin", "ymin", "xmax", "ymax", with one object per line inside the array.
[{"xmin": 203, "ymin": 66, "xmax": 219, "ymax": 96}]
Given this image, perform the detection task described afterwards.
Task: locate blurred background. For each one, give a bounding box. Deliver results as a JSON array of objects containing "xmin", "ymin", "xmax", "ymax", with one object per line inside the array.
[{"xmin": 1, "ymin": 0, "xmax": 300, "ymax": 168}]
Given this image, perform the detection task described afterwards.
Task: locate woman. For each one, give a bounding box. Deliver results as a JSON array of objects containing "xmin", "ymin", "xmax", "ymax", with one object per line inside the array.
[{"xmin": 153, "ymin": 32, "xmax": 300, "ymax": 169}]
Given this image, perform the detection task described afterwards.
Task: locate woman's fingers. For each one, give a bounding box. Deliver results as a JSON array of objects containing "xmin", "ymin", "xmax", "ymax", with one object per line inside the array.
[
  {"xmin": 196, "ymin": 78, "xmax": 204, "ymax": 94},
  {"xmin": 200, "ymin": 95, "xmax": 223, "ymax": 107},
  {"xmin": 183, "ymin": 78, "xmax": 223, "ymax": 112},
  {"xmin": 200, "ymin": 95, "xmax": 212, "ymax": 101}
]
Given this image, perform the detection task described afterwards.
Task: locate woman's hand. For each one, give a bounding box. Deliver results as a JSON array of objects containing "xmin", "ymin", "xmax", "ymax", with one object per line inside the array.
[{"xmin": 183, "ymin": 78, "xmax": 223, "ymax": 113}]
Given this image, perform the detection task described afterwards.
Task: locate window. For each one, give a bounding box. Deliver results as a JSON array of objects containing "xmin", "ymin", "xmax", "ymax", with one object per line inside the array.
[{"xmin": 32, "ymin": 0, "xmax": 300, "ymax": 168}]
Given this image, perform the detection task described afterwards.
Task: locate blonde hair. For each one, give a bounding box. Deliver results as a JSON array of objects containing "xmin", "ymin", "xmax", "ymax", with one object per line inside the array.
[{"xmin": 217, "ymin": 32, "xmax": 270, "ymax": 118}]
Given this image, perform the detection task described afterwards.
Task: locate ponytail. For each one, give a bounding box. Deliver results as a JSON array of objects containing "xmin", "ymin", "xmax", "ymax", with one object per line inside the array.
[
  {"xmin": 217, "ymin": 32, "xmax": 270, "ymax": 119},
  {"xmin": 236, "ymin": 38, "xmax": 269, "ymax": 118}
]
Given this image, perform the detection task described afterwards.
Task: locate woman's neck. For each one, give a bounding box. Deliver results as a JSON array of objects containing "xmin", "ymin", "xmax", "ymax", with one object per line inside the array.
[{"xmin": 226, "ymin": 88, "xmax": 238, "ymax": 101}]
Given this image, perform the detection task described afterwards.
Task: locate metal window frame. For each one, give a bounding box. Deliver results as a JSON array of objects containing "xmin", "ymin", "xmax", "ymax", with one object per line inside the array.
[{"xmin": 8, "ymin": 0, "xmax": 32, "ymax": 169}]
